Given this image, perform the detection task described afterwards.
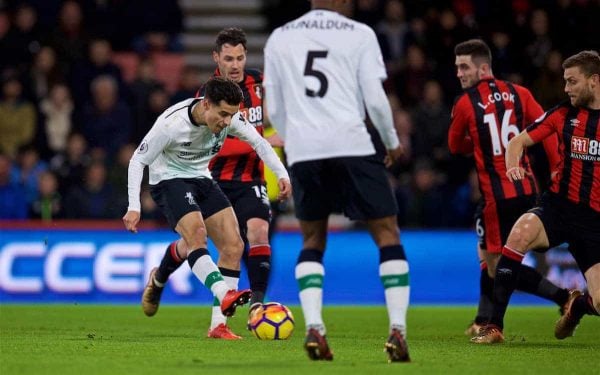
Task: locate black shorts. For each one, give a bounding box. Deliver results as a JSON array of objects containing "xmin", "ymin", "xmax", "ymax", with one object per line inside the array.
[
  {"xmin": 218, "ymin": 180, "xmax": 271, "ymax": 235},
  {"xmin": 474, "ymin": 195, "xmax": 536, "ymax": 254},
  {"xmin": 150, "ymin": 177, "xmax": 231, "ymax": 230},
  {"xmin": 529, "ymin": 192, "xmax": 600, "ymax": 273},
  {"xmin": 290, "ymin": 155, "xmax": 398, "ymax": 221}
]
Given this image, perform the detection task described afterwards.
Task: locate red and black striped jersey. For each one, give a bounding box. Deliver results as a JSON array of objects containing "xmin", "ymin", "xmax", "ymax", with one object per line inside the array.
[
  {"xmin": 448, "ymin": 78, "xmax": 559, "ymax": 203},
  {"xmin": 205, "ymin": 68, "xmax": 265, "ymax": 183},
  {"xmin": 527, "ymin": 103, "xmax": 600, "ymax": 212}
]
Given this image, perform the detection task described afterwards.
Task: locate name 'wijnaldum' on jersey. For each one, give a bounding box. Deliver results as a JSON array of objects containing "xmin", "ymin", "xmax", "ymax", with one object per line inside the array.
[{"xmin": 282, "ymin": 19, "xmax": 354, "ymax": 31}]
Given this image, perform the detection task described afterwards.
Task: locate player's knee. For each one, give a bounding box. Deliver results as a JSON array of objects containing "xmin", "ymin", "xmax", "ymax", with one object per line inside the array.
[
  {"xmin": 220, "ymin": 237, "xmax": 245, "ymax": 260},
  {"xmin": 505, "ymin": 225, "xmax": 535, "ymax": 251},
  {"xmin": 246, "ymin": 220, "xmax": 270, "ymax": 245}
]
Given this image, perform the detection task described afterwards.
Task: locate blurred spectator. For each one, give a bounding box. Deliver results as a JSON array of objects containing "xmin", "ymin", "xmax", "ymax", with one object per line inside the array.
[
  {"xmin": 29, "ymin": 170, "xmax": 63, "ymax": 220},
  {"xmin": 389, "ymin": 107, "xmax": 413, "ymax": 175},
  {"xmin": 353, "ymin": 0, "xmax": 382, "ymax": 27},
  {"xmin": 4, "ymin": 3, "xmax": 43, "ymax": 71},
  {"xmin": 22, "ymin": 46, "xmax": 65, "ymax": 103},
  {"xmin": 135, "ymin": 85, "xmax": 169, "ymax": 143},
  {"xmin": 64, "ymin": 161, "xmax": 120, "ymax": 219},
  {"xmin": 128, "ymin": 58, "xmax": 162, "ymax": 141},
  {"xmin": 140, "ymin": 186, "xmax": 162, "ymax": 220},
  {"xmin": 47, "ymin": 0, "xmax": 90, "ymax": 71},
  {"xmin": 123, "ymin": 0, "xmax": 183, "ymax": 54},
  {"xmin": 80, "ymin": 75, "xmax": 132, "ymax": 159},
  {"xmin": 445, "ymin": 167, "xmax": 480, "ymax": 227},
  {"xmin": 489, "ymin": 30, "xmax": 517, "ymax": 80},
  {"xmin": 395, "ymin": 44, "xmax": 432, "ymax": 106},
  {"xmin": 107, "ymin": 143, "xmax": 136, "ymax": 209},
  {"xmin": 37, "ymin": 83, "xmax": 74, "ymax": 159},
  {"xmin": 397, "ymin": 158, "xmax": 447, "ymax": 227},
  {"xmin": 411, "ymin": 80, "xmax": 450, "ymax": 164},
  {"xmin": 0, "ymin": 10, "xmax": 12, "ymax": 72},
  {"xmin": 170, "ymin": 65, "xmax": 202, "ymax": 104},
  {"xmin": 50, "ymin": 132, "xmax": 90, "ymax": 195},
  {"xmin": 0, "ymin": 73, "xmax": 36, "ymax": 158},
  {"xmin": 532, "ymin": 49, "xmax": 566, "ymax": 109},
  {"xmin": 523, "ymin": 9, "xmax": 553, "ymax": 84},
  {"xmin": 70, "ymin": 38, "xmax": 125, "ymax": 107},
  {"xmin": 426, "ymin": 8, "xmax": 472, "ymax": 102},
  {"xmin": 10, "ymin": 144, "xmax": 48, "ymax": 206},
  {"xmin": 376, "ymin": 0, "xmax": 410, "ymax": 81},
  {"xmin": 0, "ymin": 152, "xmax": 27, "ymax": 219}
]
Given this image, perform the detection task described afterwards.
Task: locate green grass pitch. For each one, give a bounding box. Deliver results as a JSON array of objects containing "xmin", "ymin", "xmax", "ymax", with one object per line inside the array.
[{"xmin": 1, "ymin": 304, "xmax": 598, "ymax": 374}]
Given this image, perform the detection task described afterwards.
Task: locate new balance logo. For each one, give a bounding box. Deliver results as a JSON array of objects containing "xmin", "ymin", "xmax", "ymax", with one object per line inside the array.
[{"xmin": 185, "ymin": 192, "xmax": 196, "ymax": 205}]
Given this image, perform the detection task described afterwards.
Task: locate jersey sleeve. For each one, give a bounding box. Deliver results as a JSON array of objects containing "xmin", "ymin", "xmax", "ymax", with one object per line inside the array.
[
  {"xmin": 127, "ymin": 121, "xmax": 173, "ymax": 212},
  {"xmin": 526, "ymin": 110, "xmax": 560, "ymax": 143},
  {"xmin": 518, "ymin": 87, "xmax": 561, "ymax": 170},
  {"xmin": 358, "ymin": 27, "xmax": 387, "ymax": 83},
  {"xmin": 263, "ymin": 32, "xmax": 286, "ymax": 138},
  {"xmin": 229, "ymin": 114, "xmax": 289, "ymax": 180},
  {"xmin": 448, "ymin": 95, "xmax": 474, "ymax": 154}
]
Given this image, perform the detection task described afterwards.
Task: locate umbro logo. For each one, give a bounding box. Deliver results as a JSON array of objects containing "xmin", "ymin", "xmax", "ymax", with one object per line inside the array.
[{"xmin": 570, "ymin": 119, "xmax": 580, "ymax": 127}]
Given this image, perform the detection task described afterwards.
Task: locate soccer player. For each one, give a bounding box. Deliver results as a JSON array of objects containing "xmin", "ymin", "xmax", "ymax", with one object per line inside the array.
[
  {"xmin": 264, "ymin": 0, "xmax": 410, "ymax": 362},
  {"xmin": 139, "ymin": 28, "xmax": 284, "ymax": 340},
  {"xmin": 448, "ymin": 39, "xmax": 571, "ymax": 337},
  {"xmin": 472, "ymin": 50, "xmax": 600, "ymax": 344},
  {"xmin": 122, "ymin": 77, "xmax": 291, "ymax": 329}
]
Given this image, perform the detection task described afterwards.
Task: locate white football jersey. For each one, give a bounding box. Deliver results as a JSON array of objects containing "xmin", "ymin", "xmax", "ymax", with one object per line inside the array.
[
  {"xmin": 127, "ymin": 98, "xmax": 288, "ymax": 212},
  {"xmin": 264, "ymin": 9, "xmax": 391, "ymax": 165}
]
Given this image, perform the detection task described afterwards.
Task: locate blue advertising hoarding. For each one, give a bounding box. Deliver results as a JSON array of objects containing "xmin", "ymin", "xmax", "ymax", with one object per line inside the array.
[{"xmin": 0, "ymin": 228, "xmax": 582, "ymax": 305}]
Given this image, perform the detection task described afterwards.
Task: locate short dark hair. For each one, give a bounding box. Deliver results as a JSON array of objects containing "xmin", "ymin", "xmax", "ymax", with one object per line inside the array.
[
  {"xmin": 203, "ymin": 76, "xmax": 243, "ymax": 106},
  {"xmin": 454, "ymin": 39, "xmax": 492, "ymax": 65},
  {"xmin": 562, "ymin": 50, "xmax": 600, "ymax": 77},
  {"xmin": 214, "ymin": 27, "xmax": 247, "ymax": 52}
]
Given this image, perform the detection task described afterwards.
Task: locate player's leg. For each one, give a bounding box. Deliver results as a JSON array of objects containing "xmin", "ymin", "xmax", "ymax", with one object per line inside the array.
[
  {"xmin": 142, "ymin": 179, "xmax": 200, "ymax": 317},
  {"xmin": 555, "ymin": 247, "xmax": 600, "ymax": 339},
  {"xmin": 204, "ymin": 206, "xmax": 250, "ymax": 338},
  {"xmin": 291, "ymin": 159, "xmax": 333, "ymax": 360},
  {"xmin": 472, "ymin": 212, "xmax": 549, "ymax": 343},
  {"xmin": 246, "ymin": 217, "xmax": 271, "ymax": 305},
  {"xmin": 231, "ymin": 182, "xmax": 273, "ymax": 308},
  {"xmin": 342, "ymin": 155, "xmax": 409, "ymax": 362},
  {"xmin": 297, "ymin": 218, "xmax": 332, "ymax": 360},
  {"xmin": 465, "ymin": 242, "xmax": 494, "ymax": 336},
  {"xmin": 366, "ymin": 215, "xmax": 411, "ymax": 362}
]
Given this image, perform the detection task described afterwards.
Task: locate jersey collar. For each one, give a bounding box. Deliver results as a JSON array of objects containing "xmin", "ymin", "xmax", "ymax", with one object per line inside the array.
[{"xmin": 188, "ymin": 98, "xmax": 202, "ymax": 127}]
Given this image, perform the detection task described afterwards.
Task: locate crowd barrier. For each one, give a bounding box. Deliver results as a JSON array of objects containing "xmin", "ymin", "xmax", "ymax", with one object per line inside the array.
[{"xmin": 0, "ymin": 221, "xmax": 584, "ymax": 305}]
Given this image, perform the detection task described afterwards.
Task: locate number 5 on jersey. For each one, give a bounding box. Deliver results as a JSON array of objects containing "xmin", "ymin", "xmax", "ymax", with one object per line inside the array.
[{"xmin": 304, "ymin": 51, "xmax": 328, "ymax": 97}]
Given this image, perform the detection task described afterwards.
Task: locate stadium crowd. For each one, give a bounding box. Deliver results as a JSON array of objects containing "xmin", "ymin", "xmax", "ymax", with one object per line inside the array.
[{"xmin": 1, "ymin": 0, "xmax": 599, "ymax": 227}]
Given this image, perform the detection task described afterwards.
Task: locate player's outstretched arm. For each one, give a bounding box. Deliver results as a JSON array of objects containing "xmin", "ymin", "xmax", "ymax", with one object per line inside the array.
[{"xmin": 505, "ymin": 131, "xmax": 535, "ymax": 182}]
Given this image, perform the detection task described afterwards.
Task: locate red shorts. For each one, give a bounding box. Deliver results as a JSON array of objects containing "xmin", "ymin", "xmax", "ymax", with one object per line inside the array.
[{"xmin": 475, "ymin": 195, "xmax": 536, "ymax": 254}]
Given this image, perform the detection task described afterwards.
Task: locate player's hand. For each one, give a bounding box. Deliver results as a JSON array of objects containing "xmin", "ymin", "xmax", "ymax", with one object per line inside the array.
[
  {"xmin": 384, "ymin": 145, "xmax": 405, "ymax": 168},
  {"xmin": 277, "ymin": 178, "xmax": 292, "ymax": 201},
  {"xmin": 505, "ymin": 166, "xmax": 529, "ymax": 182},
  {"xmin": 123, "ymin": 211, "xmax": 141, "ymax": 233}
]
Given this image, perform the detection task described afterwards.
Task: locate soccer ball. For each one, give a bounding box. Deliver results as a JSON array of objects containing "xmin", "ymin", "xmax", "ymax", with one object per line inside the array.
[{"xmin": 249, "ymin": 302, "xmax": 295, "ymax": 340}]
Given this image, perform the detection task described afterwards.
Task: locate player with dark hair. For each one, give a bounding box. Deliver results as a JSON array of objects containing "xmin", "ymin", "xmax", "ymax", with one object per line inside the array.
[
  {"xmin": 133, "ymin": 28, "xmax": 285, "ymax": 340},
  {"xmin": 473, "ymin": 50, "xmax": 600, "ymax": 344},
  {"xmin": 123, "ymin": 76, "xmax": 291, "ymax": 332},
  {"xmin": 448, "ymin": 39, "xmax": 570, "ymax": 337},
  {"xmin": 265, "ymin": 0, "xmax": 410, "ymax": 362}
]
